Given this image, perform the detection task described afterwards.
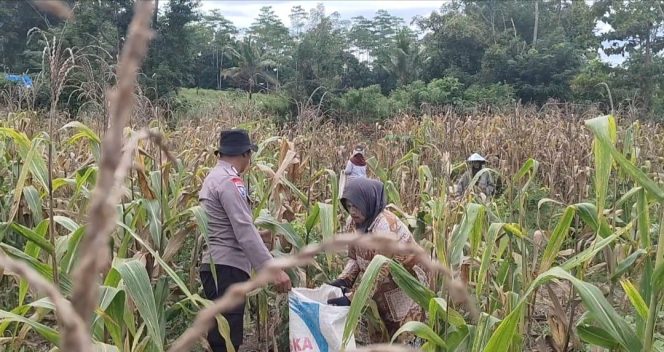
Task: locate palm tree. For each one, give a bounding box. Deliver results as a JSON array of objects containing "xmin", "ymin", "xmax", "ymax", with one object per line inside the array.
[
  {"xmin": 383, "ymin": 29, "xmax": 429, "ymax": 87},
  {"xmin": 222, "ymin": 39, "xmax": 278, "ymax": 100}
]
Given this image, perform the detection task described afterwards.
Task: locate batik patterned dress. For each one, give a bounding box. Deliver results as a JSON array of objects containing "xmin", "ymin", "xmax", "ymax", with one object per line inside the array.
[{"xmin": 337, "ymin": 209, "xmax": 428, "ymax": 344}]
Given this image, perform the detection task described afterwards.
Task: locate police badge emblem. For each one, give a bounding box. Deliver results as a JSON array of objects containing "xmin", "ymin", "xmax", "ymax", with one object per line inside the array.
[{"xmin": 231, "ymin": 177, "xmax": 248, "ymax": 199}]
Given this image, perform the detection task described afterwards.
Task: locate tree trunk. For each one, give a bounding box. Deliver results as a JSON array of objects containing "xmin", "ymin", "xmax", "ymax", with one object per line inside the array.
[
  {"xmin": 490, "ymin": 0, "xmax": 496, "ymax": 42},
  {"xmin": 222, "ymin": 50, "xmax": 224, "ymax": 90},
  {"xmin": 153, "ymin": 0, "xmax": 159, "ymax": 28},
  {"xmin": 642, "ymin": 23, "xmax": 653, "ymax": 115},
  {"xmin": 533, "ymin": 0, "xmax": 539, "ymax": 45},
  {"xmin": 249, "ymin": 80, "xmax": 253, "ymax": 101}
]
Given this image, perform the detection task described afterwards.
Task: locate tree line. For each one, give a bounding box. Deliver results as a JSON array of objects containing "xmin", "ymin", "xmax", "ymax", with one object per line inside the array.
[{"xmin": 1, "ymin": 0, "xmax": 663, "ymax": 120}]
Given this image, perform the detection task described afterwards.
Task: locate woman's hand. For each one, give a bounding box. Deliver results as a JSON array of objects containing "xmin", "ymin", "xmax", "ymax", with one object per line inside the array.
[
  {"xmin": 259, "ymin": 229, "xmax": 273, "ymax": 250},
  {"xmin": 401, "ymin": 254, "xmax": 419, "ymax": 269},
  {"xmin": 273, "ymin": 269, "xmax": 292, "ymax": 293},
  {"xmin": 327, "ymin": 295, "xmax": 351, "ymax": 306}
]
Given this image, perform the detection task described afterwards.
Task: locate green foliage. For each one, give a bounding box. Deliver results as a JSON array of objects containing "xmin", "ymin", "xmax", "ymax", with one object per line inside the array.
[
  {"xmin": 143, "ymin": 0, "xmax": 201, "ymax": 99},
  {"xmin": 594, "ymin": 0, "xmax": 664, "ymax": 116},
  {"xmin": 423, "ymin": 77, "xmax": 464, "ymax": 106},
  {"xmin": 391, "ymin": 77, "xmax": 503, "ymax": 115},
  {"xmin": 3, "ymin": 1, "xmax": 663, "ymax": 120},
  {"xmin": 462, "ymin": 83, "xmax": 516, "ymax": 107},
  {"xmin": 176, "ymin": 88, "xmax": 291, "ymax": 121},
  {"xmin": 337, "ymin": 85, "xmax": 393, "ymax": 121},
  {"xmin": 222, "ymin": 38, "xmax": 278, "ymax": 99}
]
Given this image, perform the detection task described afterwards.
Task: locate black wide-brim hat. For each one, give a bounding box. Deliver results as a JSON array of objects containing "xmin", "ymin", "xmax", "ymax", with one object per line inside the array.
[{"xmin": 214, "ymin": 129, "xmax": 258, "ymax": 156}]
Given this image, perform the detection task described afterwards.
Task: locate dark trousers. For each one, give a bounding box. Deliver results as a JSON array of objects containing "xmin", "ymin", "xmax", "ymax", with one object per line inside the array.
[{"xmin": 200, "ymin": 264, "xmax": 249, "ymax": 352}]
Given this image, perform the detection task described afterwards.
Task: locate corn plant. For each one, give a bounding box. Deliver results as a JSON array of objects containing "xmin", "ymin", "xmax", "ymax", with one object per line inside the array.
[{"xmin": 2, "ymin": 7, "xmax": 664, "ymax": 350}]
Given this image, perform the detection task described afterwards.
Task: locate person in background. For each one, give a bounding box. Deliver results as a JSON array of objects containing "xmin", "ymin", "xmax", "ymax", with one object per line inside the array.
[
  {"xmin": 344, "ymin": 145, "xmax": 367, "ymax": 178},
  {"xmin": 199, "ymin": 129, "xmax": 292, "ymax": 352},
  {"xmin": 455, "ymin": 153, "xmax": 495, "ymax": 197},
  {"xmin": 327, "ymin": 177, "xmax": 427, "ymax": 345}
]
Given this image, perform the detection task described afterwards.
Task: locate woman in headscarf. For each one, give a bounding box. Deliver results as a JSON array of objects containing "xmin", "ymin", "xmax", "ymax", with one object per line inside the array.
[
  {"xmin": 344, "ymin": 145, "xmax": 367, "ymax": 178},
  {"xmin": 328, "ymin": 178, "xmax": 428, "ymax": 345}
]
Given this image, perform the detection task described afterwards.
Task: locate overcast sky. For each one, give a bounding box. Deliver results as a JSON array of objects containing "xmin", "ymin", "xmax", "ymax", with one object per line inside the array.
[{"xmin": 200, "ymin": 1, "xmax": 445, "ymax": 28}]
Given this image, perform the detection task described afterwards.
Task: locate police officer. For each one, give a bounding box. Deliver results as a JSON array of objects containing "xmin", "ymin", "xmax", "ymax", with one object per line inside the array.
[{"xmin": 199, "ymin": 129, "xmax": 291, "ymax": 352}]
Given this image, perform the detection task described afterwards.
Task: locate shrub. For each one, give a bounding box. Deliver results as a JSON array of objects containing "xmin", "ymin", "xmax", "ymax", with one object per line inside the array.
[
  {"xmin": 390, "ymin": 80, "xmax": 427, "ymax": 113},
  {"xmin": 337, "ymin": 84, "xmax": 393, "ymax": 121},
  {"xmin": 390, "ymin": 77, "xmax": 464, "ymax": 113},
  {"xmin": 423, "ymin": 77, "xmax": 464, "ymax": 106},
  {"xmin": 462, "ymin": 83, "xmax": 516, "ymax": 108},
  {"xmin": 256, "ymin": 92, "xmax": 292, "ymax": 120}
]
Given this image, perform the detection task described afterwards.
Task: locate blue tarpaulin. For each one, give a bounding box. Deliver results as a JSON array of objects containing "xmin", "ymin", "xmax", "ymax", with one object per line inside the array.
[{"xmin": 4, "ymin": 74, "xmax": 33, "ymax": 88}]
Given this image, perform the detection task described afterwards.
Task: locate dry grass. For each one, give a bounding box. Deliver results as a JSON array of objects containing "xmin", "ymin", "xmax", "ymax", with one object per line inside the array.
[{"xmin": 144, "ymin": 108, "xmax": 664, "ymax": 208}]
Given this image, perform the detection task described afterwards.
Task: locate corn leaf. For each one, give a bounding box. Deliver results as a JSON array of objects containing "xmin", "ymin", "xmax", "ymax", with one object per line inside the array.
[
  {"xmin": 367, "ymin": 156, "xmax": 388, "ymax": 181},
  {"xmin": 304, "ymin": 203, "xmax": 320, "ymax": 236},
  {"xmin": 22, "ymin": 186, "xmax": 43, "ymax": 223},
  {"xmin": 18, "ymin": 220, "xmax": 49, "ymax": 305},
  {"xmin": 10, "ymin": 222, "xmax": 54, "ymax": 255},
  {"xmin": 385, "ymin": 180, "xmax": 402, "ymax": 208},
  {"xmin": 484, "ymin": 267, "xmax": 642, "ymax": 352},
  {"xmin": 576, "ymin": 312, "xmax": 621, "ymax": 349},
  {"xmin": 0, "ymin": 243, "xmax": 72, "ymax": 295},
  {"xmin": 324, "ymin": 169, "xmax": 341, "ymax": 232},
  {"xmin": 101, "ymin": 288, "xmax": 126, "ymax": 349},
  {"xmin": 588, "ymin": 114, "xmax": 616, "ymax": 219},
  {"xmin": 61, "ymin": 121, "xmax": 101, "ymax": 161},
  {"xmin": 255, "ymin": 210, "xmax": 304, "ymax": 250},
  {"xmin": 562, "ymin": 225, "xmax": 628, "ymax": 271},
  {"xmin": 318, "ymin": 203, "xmax": 334, "ymax": 240},
  {"xmin": 477, "ymin": 223, "xmax": 504, "ymax": 297},
  {"xmin": 389, "ymin": 261, "xmax": 434, "ymax": 309},
  {"xmin": 612, "ymin": 249, "xmax": 646, "ymax": 281},
  {"xmin": 280, "ymin": 177, "xmax": 309, "ymax": 207},
  {"xmin": 513, "ymin": 159, "xmax": 539, "ymax": 194},
  {"xmin": 0, "ymin": 129, "xmax": 49, "ymax": 190},
  {"xmin": 636, "ymin": 188, "xmax": 651, "ymax": 248},
  {"xmin": 428, "ymin": 297, "xmax": 466, "ymax": 328},
  {"xmin": 7, "ymin": 138, "xmax": 42, "ymax": 223},
  {"xmin": 92, "ymin": 286, "xmax": 125, "ymax": 346},
  {"xmin": 650, "ymin": 261, "xmax": 664, "ymax": 298},
  {"xmin": 450, "ymin": 203, "xmax": 485, "ymax": 268},
  {"xmin": 474, "ymin": 312, "xmax": 501, "ymax": 352},
  {"xmin": 539, "ymin": 206, "xmax": 575, "ymax": 272},
  {"xmin": 343, "ymin": 255, "xmax": 391, "ymax": 347},
  {"xmin": 482, "ymin": 302, "xmax": 524, "ymax": 351},
  {"xmin": 318, "ymin": 202, "xmax": 335, "ymax": 268},
  {"xmin": 60, "ymin": 226, "xmax": 85, "ymax": 274},
  {"xmin": 620, "ymin": 279, "xmax": 648, "ymax": 320},
  {"xmin": 586, "ymin": 115, "xmax": 664, "ymax": 202},
  {"xmin": 391, "ymin": 321, "xmax": 447, "ymax": 348},
  {"xmin": 113, "ymin": 258, "xmax": 164, "ymax": 351},
  {"xmin": 0, "ymin": 309, "xmax": 59, "ymax": 344},
  {"xmin": 573, "ymin": 203, "xmax": 613, "ymax": 238}
]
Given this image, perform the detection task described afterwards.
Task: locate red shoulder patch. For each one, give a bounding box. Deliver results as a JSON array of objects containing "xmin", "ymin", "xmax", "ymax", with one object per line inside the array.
[{"xmin": 231, "ymin": 177, "xmax": 247, "ymax": 198}]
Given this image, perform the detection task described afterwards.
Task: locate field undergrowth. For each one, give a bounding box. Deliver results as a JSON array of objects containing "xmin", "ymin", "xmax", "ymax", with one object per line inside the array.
[{"xmin": 2, "ymin": 99, "xmax": 664, "ymax": 352}]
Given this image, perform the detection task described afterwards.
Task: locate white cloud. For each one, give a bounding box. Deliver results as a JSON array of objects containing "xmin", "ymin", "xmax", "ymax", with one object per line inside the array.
[{"xmin": 200, "ymin": 1, "xmax": 444, "ymax": 28}]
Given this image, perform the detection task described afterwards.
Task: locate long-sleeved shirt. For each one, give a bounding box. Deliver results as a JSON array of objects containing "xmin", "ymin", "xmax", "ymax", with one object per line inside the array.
[
  {"xmin": 344, "ymin": 160, "xmax": 367, "ymax": 178},
  {"xmin": 336, "ymin": 210, "xmax": 428, "ymax": 344},
  {"xmin": 455, "ymin": 169, "xmax": 495, "ymax": 197},
  {"xmin": 199, "ymin": 160, "xmax": 272, "ymax": 274}
]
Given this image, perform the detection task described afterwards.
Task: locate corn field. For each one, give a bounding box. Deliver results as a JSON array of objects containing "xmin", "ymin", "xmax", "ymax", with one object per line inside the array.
[{"xmin": 2, "ymin": 2, "xmax": 664, "ymax": 352}]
